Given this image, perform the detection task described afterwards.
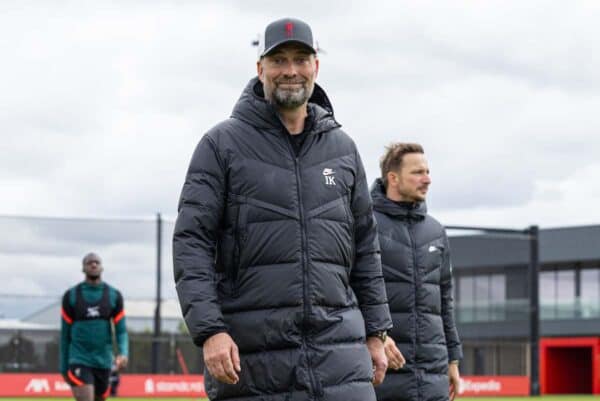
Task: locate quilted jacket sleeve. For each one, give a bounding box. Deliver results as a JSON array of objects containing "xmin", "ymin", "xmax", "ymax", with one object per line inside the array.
[
  {"xmin": 441, "ymin": 232, "xmax": 463, "ymax": 361},
  {"xmin": 173, "ymin": 134, "xmax": 228, "ymax": 346},
  {"xmin": 349, "ymin": 146, "xmax": 393, "ymax": 336}
]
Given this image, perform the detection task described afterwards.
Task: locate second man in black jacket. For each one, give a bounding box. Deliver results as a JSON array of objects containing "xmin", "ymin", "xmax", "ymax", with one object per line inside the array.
[{"xmin": 372, "ymin": 143, "xmax": 462, "ymax": 401}]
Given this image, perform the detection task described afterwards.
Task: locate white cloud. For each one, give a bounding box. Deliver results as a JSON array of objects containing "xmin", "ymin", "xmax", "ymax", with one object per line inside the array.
[{"xmin": 1, "ymin": 1, "xmax": 600, "ymax": 309}]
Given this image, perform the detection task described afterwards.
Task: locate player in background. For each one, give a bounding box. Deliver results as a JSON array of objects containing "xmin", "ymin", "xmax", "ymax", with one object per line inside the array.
[{"xmin": 60, "ymin": 252, "xmax": 128, "ymax": 401}]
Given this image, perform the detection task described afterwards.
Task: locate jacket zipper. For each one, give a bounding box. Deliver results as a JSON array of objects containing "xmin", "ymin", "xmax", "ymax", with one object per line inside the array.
[
  {"xmin": 231, "ymin": 204, "xmax": 245, "ymax": 296},
  {"xmin": 407, "ymin": 221, "xmax": 422, "ymax": 400},
  {"xmin": 344, "ymin": 197, "xmax": 355, "ymax": 273},
  {"xmin": 285, "ymin": 133, "xmax": 322, "ymax": 398}
]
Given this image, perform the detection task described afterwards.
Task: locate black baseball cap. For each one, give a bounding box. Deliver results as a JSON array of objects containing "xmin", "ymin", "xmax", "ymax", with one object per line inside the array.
[{"xmin": 258, "ymin": 18, "xmax": 316, "ymax": 58}]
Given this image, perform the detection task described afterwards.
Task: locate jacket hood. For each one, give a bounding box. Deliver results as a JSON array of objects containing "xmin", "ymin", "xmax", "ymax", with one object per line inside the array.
[
  {"xmin": 370, "ymin": 178, "xmax": 427, "ymax": 220},
  {"xmin": 230, "ymin": 77, "xmax": 340, "ymax": 135}
]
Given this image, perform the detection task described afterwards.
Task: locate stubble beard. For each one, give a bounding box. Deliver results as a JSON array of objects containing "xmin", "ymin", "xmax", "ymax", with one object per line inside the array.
[{"xmin": 271, "ymin": 81, "xmax": 314, "ymax": 110}]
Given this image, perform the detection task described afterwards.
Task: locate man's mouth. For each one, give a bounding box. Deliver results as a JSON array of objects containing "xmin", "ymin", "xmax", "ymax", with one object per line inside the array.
[{"xmin": 277, "ymin": 81, "xmax": 305, "ymax": 87}]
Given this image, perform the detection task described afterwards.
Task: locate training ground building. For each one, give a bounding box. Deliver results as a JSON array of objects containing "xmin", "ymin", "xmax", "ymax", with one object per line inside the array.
[{"xmin": 449, "ymin": 224, "xmax": 600, "ymax": 395}]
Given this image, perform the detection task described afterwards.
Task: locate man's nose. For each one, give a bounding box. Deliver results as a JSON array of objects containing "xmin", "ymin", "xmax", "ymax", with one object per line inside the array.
[{"xmin": 282, "ymin": 60, "xmax": 297, "ymax": 76}]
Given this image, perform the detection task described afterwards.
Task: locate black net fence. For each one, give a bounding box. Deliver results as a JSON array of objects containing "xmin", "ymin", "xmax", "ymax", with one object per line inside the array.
[{"xmin": 0, "ymin": 215, "xmax": 204, "ymax": 374}]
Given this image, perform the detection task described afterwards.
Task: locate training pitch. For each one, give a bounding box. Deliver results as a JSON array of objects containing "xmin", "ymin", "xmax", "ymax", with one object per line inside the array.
[{"xmin": 0, "ymin": 396, "xmax": 598, "ymax": 401}]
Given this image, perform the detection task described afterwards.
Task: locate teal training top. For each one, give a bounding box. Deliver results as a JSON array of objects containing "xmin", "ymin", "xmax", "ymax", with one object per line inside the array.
[{"xmin": 59, "ymin": 282, "xmax": 128, "ymax": 373}]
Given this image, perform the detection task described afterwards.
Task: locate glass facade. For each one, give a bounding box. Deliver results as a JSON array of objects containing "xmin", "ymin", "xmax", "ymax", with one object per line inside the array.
[
  {"xmin": 457, "ymin": 274, "xmax": 510, "ymax": 322},
  {"xmin": 458, "ymin": 267, "xmax": 600, "ymax": 322},
  {"xmin": 540, "ymin": 267, "xmax": 600, "ymax": 320}
]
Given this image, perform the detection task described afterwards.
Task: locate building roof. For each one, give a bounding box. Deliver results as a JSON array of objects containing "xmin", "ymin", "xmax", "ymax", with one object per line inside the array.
[
  {"xmin": 0, "ymin": 319, "xmax": 55, "ymax": 330},
  {"xmin": 449, "ymin": 224, "xmax": 600, "ymax": 270}
]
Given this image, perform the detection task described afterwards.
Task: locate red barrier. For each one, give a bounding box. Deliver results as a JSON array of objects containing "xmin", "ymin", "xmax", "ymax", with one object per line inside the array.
[
  {"xmin": 458, "ymin": 375, "xmax": 529, "ymax": 397},
  {"xmin": 0, "ymin": 373, "xmax": 206, "ymax": 397},
  {"xmin": 0, "ymin": 373, "xmax": 528, "ymax": 398}
]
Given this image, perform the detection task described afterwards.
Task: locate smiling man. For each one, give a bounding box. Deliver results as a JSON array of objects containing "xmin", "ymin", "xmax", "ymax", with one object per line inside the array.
[
  {"xmin": 173, "ymin": 17, "xmax": 392, "ymax": 401},
  {"xmin": 371, "ymin": 143, "xmax": 462, "ymax": 401}
]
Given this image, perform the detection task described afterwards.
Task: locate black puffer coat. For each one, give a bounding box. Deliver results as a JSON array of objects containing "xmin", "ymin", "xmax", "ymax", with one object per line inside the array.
[
  {"xmin": 371, "ymin": 179, "xmax": 462, "ymax": 401},
  {"xmin": 173, "ymin": 78, "xmax": 392, "ymax": 401}
]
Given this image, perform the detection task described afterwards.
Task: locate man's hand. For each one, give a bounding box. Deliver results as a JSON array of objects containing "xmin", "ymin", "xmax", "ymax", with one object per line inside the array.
[
  {"xmin": 383, "ymin": 337, "xmax": 405, "ymax": 370},
  {"xmin": 115, "ymin": 355, "xmax": 128, "ymax": 370},
  {"xmin": 366, "ymin": 336, "xmax": 388, "ymax": 386},
  {"xmin": 203, "ymin": 332, "xmax": 241, "ymax": 385},
  {"xmin": 448, "ymin": 362, "xmax": 460, "ymax": 401}
]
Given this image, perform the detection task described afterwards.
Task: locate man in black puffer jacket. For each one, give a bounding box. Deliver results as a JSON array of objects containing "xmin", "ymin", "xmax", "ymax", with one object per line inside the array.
[
  {"xmin": 372, "ymin": 143, "xmax": 462, "ymax": 401},
  {"xmin": 173, "ymin": 18, "xmax": 392, "ymax": 401}
]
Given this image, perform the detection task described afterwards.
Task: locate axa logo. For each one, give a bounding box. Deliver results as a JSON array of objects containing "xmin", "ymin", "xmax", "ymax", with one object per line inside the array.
[
  {"xmin": 322, "ymin": 168, "xmax": 336, "ymax": 186},
  {"xmin": 25, "ymin": 378, "xmax": 50, "ymax": 393},
  {"xmin": 86, "ymin": 306, "xmax": 100, "ymax": 318}
]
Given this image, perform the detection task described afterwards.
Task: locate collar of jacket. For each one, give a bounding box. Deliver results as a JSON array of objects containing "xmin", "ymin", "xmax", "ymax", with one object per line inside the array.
[
  {"xmin": 230, "ymin": 77, "xmax": 341, "ymax": 136},
  {"xmin": 370, "ymin": 178, "xmax": 427, "ymax": 221}
]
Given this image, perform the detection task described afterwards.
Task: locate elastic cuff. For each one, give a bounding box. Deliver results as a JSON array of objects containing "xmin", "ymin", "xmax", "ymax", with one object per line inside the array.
[
  {"xmin": 447, "ymin": 346, "xmax": 463, "ymax": 362},
  {"xmin": 194, "ymin": 328, "xmax": 229, "ymax": 347}
]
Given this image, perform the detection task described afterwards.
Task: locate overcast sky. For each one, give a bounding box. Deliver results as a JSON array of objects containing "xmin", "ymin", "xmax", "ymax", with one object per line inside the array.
[{"xmin": 2, "ymin": 1, "xmax": 600, "ymax": 312}]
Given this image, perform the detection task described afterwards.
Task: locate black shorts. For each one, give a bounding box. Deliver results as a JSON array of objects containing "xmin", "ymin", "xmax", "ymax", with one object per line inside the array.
[{"xmin": 66, "ymin": 364, "xmax": 111, "ymax": 398}]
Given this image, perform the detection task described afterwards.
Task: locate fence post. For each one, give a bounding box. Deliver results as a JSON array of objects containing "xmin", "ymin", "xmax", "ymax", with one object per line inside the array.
[{"xmin": 152, "ymin": 213, "xmax": 162, "ymax": 373}]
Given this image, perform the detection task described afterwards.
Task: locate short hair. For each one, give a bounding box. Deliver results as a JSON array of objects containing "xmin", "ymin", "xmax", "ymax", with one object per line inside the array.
[
  {"xmin": 82, "ymin": 252, "xmax": 102, "ymax": 266},
  {"xmin": 380, "ymin": 143, "xmax": 425, "ymax": 188}
]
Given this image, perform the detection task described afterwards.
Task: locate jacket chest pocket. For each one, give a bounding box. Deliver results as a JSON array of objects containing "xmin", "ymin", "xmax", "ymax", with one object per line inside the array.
[
  {"xmin": 216, "ymin": 203, "xmax": 248, "ymax": 296},
  {"xmin": 230, "ymin": 204, "xmax": 249, "ymax": 295},
  {"xmin": 421, "ymin": 241, "xmax": 444, "ymax": 281}
]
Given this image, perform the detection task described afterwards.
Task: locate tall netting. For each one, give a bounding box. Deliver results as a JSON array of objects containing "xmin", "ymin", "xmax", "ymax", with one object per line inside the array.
[{"xmin": 0, "ymin": 215, "xmax": 202, "ymax": 374}]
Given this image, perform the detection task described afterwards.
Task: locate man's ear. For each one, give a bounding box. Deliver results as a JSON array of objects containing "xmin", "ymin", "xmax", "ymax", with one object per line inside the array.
[
  {"xmin": 387, "ymin": 171, "xmax": 397, "ymax": 187},
  {"xmin": 314, "ymin": 57, "xmax": 320, "ymax": 78},
  {"xmin": 256, "ymin": 60, "xmax": 264, "ymax": 82}
]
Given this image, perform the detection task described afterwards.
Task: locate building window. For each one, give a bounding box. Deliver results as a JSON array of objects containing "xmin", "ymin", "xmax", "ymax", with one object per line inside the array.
[
  {"xmin": 460, "ymin": 341, "xmax": 527, "ymax": 376},
  {"xmin": 474, "ymin": 276, "xmax": 490, "ymax": 321},
  {"xmin": 556, "ymin": 270, "xmax": 575, "ymax": 318},
  {"xmin": 540, "ymin": 269, "xmax": 576, "ymax": 319},
  {"xmin": 580, "ymin": 268, "xmax": 600, "ymax": 318},
  {"xmin": 458, "ymin": 274, "xmax": 506, "ymax": 322},
  {"xmin": 490, "ymin": 274, "xmax": 506, "ymax": 320},
  {"xmin": 459, "ymin": 276, "xmax": 474, "ymax": 322}
]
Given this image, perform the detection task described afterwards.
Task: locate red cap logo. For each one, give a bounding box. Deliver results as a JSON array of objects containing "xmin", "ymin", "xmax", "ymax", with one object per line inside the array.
[{"xmin": 285, "ymin": 22, "xmax": 294, "ymax": 38}]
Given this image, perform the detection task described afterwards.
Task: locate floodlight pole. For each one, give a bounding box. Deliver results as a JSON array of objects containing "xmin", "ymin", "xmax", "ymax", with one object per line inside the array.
[
  {"xmin": 152, "ymin": 212, "xmax": 162, "ymax": 373},
  {"xmin": 528, "ymin": 225, "xmax": 540, "ymax": 396}
]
